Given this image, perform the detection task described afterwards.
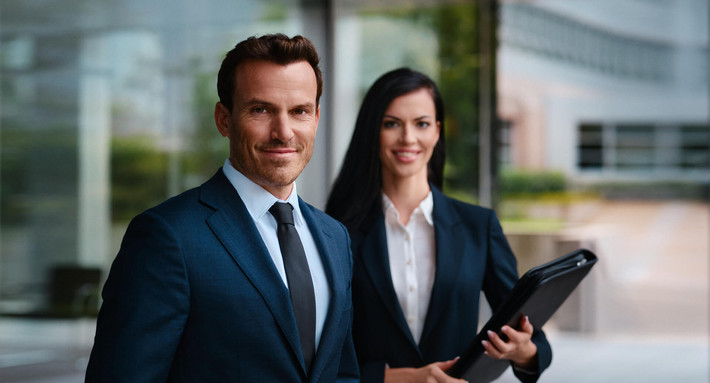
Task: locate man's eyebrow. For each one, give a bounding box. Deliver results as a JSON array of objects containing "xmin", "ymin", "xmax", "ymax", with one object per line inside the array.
[
  {"xmin": 293, "ymin": 102, "xmax": 316, "ymax": 110},
  {"xmin": 241, "ymin": 99, "xmax": 316, "ymax": 110},
  {"xmin": 242, "ymin": 98, "xmax": 274, "ymax": 108}
]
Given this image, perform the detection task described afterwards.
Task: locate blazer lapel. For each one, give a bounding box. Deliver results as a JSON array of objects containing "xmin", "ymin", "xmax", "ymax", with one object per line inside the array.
[
  {"xmin": 200, "ymin": 171, "xmax": 305, "ymax": 372},
  {"xmin": 419, "ymin": 187, "xmax": 467, "ymax": 350},
  {"xmin": 358, "ymin": 211, "xmax": 421, "ymax": 353}
]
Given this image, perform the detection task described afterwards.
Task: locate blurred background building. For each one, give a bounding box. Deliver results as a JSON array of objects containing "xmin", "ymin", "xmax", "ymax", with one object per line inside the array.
[{"xmin": 1, "ymin": 0, "xmax": 708, "ymax": 381}]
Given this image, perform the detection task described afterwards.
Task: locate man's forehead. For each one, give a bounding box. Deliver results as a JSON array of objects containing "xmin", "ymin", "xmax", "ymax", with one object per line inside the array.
[
  {"xmin": 235, "ymin": 59, "xmax": 314, "ymax": 80},
  {"xmin": 233, "ymin": 60, "xmax": 318, "ymax": 104}
]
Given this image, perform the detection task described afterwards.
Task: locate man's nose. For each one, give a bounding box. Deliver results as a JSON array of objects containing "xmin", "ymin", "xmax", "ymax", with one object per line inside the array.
[{"xmin": 270, "ymin": 113, "xmax": 295, "ymax": 142}]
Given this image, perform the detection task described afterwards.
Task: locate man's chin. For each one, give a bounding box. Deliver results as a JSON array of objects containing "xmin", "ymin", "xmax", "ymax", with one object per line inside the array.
[
  {"xmin": 236, "ymin": 160, "xmax": 307, "ymax": 194},
  {"xmin": 260, "ymin": 169, "xmax": 301, "ymax": 190}
]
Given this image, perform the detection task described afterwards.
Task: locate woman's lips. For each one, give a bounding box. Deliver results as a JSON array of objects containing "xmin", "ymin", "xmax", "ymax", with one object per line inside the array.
[{"xmin": 393, "ymin": 150, "xmax": 419, "ymax": 162}]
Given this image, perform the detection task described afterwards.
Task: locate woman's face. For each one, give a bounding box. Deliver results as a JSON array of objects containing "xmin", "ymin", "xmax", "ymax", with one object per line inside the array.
[{"xmin": 379, "ymin": 88, "xmax": 440, "ymax": 185}]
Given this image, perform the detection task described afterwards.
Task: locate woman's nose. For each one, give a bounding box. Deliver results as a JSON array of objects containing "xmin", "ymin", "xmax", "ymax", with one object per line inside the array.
[{"xmin": 400, "ymin": 124, "xmax": 415, "ymax": 144}]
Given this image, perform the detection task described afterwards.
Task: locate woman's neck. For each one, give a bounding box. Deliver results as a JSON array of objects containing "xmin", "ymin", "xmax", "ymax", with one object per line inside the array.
[{"xmin": 381, "ymin": 174, "xmax": 430, "ymax": 226}]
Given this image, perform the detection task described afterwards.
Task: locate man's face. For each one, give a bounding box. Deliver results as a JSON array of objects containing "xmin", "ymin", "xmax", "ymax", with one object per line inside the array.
[{"xmin": 215, "ymin": 59, "xmax": 319, "ymax": 199}]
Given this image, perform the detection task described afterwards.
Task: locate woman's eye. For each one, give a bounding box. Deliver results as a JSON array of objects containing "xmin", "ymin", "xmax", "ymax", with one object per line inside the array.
[
  {"xmin": 417, "ymin": 121, "xmax": 431, "ymax": 128},
  {"xmin": 383, "ymin": 120, "xmax": 399, "ymax": 129}
]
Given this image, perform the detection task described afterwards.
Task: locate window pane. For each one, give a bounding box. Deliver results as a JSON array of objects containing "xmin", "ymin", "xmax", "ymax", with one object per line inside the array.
[
  {"xmin": 680, "ymin": 125, "xmax": 710, "ymax": 168},
  {"xmin": 578, "ymin": 123, "xmax": 603, "ymax": 169}
]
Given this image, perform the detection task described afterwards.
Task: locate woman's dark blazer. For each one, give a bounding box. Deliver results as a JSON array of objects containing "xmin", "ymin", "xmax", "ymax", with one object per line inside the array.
[{"xmin": 350, "ymin": 186, "xmax": 552, "ymax": 382}]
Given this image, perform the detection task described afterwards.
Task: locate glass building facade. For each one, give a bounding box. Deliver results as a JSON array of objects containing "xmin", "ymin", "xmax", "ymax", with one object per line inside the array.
[
  {"xmin": 1, "ymin": 0, "xmax": 495, "ymax": 319},
  {"xmin": 1, "ymin": 0, "xmax": 327, "ymax": 316}
]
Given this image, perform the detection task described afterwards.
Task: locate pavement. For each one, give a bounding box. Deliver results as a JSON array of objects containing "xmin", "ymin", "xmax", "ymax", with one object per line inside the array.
[
  {"xmin": 1, "ymin": 200, "xmax": 708, "ymax": 382},
  {"xmin": 564, "ymin": 200, "xmax": 709, "ymax": 338},
  {"xmin": 0, "ymin": 318, "xmax": 707, "ymax": 383},
  {"xmin": 0, "ymin": 318, "xmax": 92, "ymax": 383}
]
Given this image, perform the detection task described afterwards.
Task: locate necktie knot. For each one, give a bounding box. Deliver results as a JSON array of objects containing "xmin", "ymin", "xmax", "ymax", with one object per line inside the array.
[{"xmin": 269, "ymin": 202, "xmax": 295, "ymax": 226}]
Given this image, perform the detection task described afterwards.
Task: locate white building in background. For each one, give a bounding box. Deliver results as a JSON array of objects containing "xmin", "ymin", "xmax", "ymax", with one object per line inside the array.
[{"xmin": 497, "ymin": 0, "xmax": 709, "ymax": 187}]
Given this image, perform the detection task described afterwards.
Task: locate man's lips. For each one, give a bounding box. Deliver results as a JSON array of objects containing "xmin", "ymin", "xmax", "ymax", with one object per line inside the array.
[
  {"xmin": 259, "ymin": 146, "xmax": 300, "ymax": 159},
  {"xmin": 263, "ymin": 147, "xmax": 297, "ymax": 154}
]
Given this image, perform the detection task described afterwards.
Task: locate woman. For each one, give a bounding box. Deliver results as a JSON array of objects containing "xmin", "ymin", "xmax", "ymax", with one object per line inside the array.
[{"xmin": 326, "ymin": 68, "xmax": 551, "ymax": 383}]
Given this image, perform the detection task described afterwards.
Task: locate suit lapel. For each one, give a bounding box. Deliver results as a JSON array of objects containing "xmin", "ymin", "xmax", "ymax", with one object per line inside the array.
[
  {"xmin": 200, "ymin": 171, "xmax": 305, "ymax": 372},
  {"xmin": 419, "ymin": 188, "xmax": 466, "ymax": 350},
  {"xmin": 298, "ymin": 199, "xmax": 346, "ymax": 382},
  {"xmin": 358, "ymin": 211, "xmax": 421, "ymax": 354}
]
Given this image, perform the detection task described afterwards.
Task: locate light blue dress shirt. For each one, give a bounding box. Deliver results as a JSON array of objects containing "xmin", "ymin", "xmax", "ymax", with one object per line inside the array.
[{"xmin": 222, "ymin": 159, "xmax": 330, "ymax": 349}]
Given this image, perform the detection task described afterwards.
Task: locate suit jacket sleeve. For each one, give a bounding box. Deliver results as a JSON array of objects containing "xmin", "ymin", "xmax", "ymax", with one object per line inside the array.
[
  {"xmin": 86, "ymin": 210, "xmax": 189, "ymax": 382},
  {"xmin": 482, "ymin": 210, "xmax": 552, "ymax": 382}
]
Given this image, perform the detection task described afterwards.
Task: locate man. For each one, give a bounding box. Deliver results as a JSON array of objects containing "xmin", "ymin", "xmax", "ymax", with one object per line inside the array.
[{"xmin": 86, "ymin": 34, "xmax": 359, "ymax": 382}]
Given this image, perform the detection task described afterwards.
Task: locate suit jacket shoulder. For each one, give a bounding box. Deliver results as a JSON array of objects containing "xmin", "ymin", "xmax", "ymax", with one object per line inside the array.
[{"xmin": 430, "ymin": 186, "xmax": 496, "ymax": 227}]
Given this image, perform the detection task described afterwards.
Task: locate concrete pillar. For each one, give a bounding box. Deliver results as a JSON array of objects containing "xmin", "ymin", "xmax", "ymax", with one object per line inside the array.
[{"xmin": 78, "ymin": 35, "xmax": 111, "ymax": 267}]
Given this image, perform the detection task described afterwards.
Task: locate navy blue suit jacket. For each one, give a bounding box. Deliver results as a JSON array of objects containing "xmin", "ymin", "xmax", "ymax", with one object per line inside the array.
[
  {"xmin": 86, "ymin": 169, "xmax": 359, "ymax": 382},
  {"xmin": 350, "ymin": 187, "xmax": 551, "ymax": 382}
]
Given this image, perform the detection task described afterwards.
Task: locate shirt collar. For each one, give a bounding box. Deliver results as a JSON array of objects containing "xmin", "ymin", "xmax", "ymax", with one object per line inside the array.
[
  {"xmin": 222, "ymin": 159, "xmax": 303, "ymax": 225},
  {"xmin": 381, "ymin": 190, "xmax": 434, "ymax": 226}
]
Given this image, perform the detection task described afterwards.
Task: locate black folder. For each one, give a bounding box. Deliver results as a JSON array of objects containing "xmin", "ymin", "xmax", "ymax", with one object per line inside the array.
[{"xmin": 448, "ymin": 248, "xmax": 598, "ymax": 382}]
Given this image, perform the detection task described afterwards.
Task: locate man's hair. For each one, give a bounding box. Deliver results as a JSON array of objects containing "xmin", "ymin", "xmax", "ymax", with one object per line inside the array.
[{"xmin": 217, "ymin": 33, "xmax": 322, "ymax": 111}]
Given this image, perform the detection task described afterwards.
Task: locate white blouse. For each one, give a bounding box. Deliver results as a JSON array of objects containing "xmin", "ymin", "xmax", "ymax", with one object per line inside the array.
[{"xmin": 382, "ymin": 191, "xmax": 436, "ymax": 344}]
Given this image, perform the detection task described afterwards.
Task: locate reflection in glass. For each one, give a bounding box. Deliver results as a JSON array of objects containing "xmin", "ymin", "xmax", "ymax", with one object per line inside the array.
[{"xmin": 0, "ymin": 0, "xmax": 313, "ymax": 317}]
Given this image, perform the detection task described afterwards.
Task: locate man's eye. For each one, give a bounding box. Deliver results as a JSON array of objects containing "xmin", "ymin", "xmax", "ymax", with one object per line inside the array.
[
  {"xmin": 252, "ymin": 107, "xmax": 267, "ymax": 114},
  {"xmin": 293, "ymin": 109, "xmax": 306, "ymax": 115}
]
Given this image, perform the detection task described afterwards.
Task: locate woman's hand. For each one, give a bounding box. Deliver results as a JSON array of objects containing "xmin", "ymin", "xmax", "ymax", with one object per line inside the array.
[
  {"xmin": 481, "ymin": 315, "xmax": 538, "ymax": 370},
  {"xmin": 384, "ymin": 358, "xmax": 469, "ymax": 383}
]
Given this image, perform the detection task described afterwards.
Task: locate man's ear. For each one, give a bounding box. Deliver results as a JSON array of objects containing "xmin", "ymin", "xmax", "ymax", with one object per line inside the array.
[
  {"xmin": 314, "ymin": 105, "xmax": 320, "ymax": 133},
  {"xmin": 214, "ymin": 102, "xmax": 231, "ymax": 137}
]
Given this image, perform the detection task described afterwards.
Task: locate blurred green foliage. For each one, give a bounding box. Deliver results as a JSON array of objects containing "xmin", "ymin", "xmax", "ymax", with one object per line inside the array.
[
  {"xmin": 0, "ymin": 125, "xmax": 78, "ymax": 225},
  {"xmin": 180, "ymin": 58, "xmax": 227, "ymax": 184},
  {"xmin": 434, "ymin": 3, "xmax": 484, "ymax": 197},
  {"xmin": 499, "ymin": 169, "xmax": 567, "ymax": 196},
  {"xmin": 110, "ymin": 136, "xmax": 168, "ymax": 222}
]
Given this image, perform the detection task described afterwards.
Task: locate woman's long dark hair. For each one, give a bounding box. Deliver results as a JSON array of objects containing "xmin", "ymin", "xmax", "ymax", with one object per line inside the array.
[{"xmin": 325, "ymin": 67, "xmax": 446, "ymax": 234}]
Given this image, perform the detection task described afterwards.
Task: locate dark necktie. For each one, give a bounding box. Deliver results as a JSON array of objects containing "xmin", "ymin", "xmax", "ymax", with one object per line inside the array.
[{"xmin": 269, "ymin": 202, "xmax": 316, "ymax": 373}]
